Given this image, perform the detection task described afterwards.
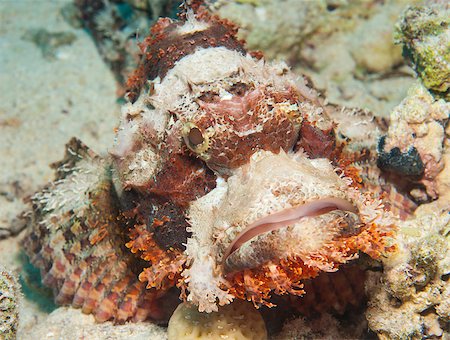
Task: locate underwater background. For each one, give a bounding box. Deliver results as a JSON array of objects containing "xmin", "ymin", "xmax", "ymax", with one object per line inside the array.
[{"xmin": 0, "ymin": 1, "xmax": 449, "ymax": 339}]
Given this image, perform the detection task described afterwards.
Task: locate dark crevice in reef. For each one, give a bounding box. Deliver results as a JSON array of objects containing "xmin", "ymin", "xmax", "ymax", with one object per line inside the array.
[
  {"xmin": 61, "ymin": 0, "xmax": 182, "ymax": 88},
  {"xmin": 18, "ymin": 252, "xmax": 58, "ymax": 314}
]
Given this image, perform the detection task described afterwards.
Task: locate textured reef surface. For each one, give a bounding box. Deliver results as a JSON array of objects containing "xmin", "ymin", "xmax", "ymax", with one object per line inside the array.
[
  {"xmin": 0, "ymin": 1, "xmax": 449, "ymax": 339},
  {"xmin": 0, "ymin": 267, "xmax": 20, "ymax": 340}
]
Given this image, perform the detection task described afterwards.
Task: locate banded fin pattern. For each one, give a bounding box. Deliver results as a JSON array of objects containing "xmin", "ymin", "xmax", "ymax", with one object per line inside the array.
[{"xmin": 22, "ymin": 138, "xmax": 163, "ymax": 323}]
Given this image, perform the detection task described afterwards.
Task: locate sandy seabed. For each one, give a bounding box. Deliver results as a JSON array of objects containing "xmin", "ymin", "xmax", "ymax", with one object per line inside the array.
[{"xmin": 0, "ymin": 1, "xmax": 167, "ymax": 338}]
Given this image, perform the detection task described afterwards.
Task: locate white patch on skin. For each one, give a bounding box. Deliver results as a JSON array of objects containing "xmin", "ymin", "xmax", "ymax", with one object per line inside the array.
[
  {"xmin": 176, "ymin": 10, "xmax": 210, "ymax": 35},
  {"xmin": 219, "ymin": 88, "xmax": 233, "ymax": 101},
  {"xmin": 111, "ymin": 91, "xmax": 169, "ymax": 158},
  {"xmin": 160, "ymin": 47, "xmax": 244, "ymax": 88},
  {"xmin": 182, "ymin": 177, "xmax": 232, "ymax": 312},
  {"xmin": 123, "ymin": 92, "xmax": 168, "ymax": 140},
  {"xmin": 35, "ymin": 157, "xmax": 104, "ymax": 229},
  {"xmin": 331, "ymin": 107, "xmax": 381, "ymax": 153},
  {"xmin": 184, "ymin": 150, "xmax": 357, "ymax": 311},
  {"xmin": 110, "ymin": 119, "xmax": 139, "ymax": 158},
  {"xmin": 127, "ymin": 148, "xmax": 160, "ymax": 179},
  {"xmin": 149, "ymin": 46, "xmax": 309, "ymax": 118},
  {"xmin": 140, "ymin": 107, "xmax": 168, "ymax": 141}
]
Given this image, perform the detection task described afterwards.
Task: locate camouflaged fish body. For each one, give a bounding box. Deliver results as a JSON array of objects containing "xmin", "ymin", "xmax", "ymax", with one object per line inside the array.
[{"xmin": 22, "ymin": 3, "xmax": 408, "ymax": 322}]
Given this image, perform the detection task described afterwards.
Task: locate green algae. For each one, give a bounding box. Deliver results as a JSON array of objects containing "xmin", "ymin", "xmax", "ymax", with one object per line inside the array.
[
  {"xmin": 19, "ymin": 252, "xmax": 57, "ymax": 314},
  {"xmin": 395, "ymin": 4, "xmax": 450, "ymax": 100}
]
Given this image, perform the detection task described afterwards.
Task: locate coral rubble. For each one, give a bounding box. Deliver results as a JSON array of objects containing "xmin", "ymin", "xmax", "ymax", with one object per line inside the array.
[
  {"xmin": 0, "ymin": 266, "xmax": 20, "ymax": 340},
  {"xmin": 22, "ymin": 28, "xmax": 77, "ymax": 60},
  {"xmin": 366, "ymin": 94, "xmax": 449, "ymax": 340},
  {"xmin": 377, "ymin": 83, "xmax": 449, "ymax": 200},
  {"xmin": 366, "ymin": 14, "xmax": 450, "ymax": 335},
  {"xmin": 395, "ymin": 2, "xmax": 450, "ymax": 100},
  {"xmin": 214, "ymin": 0, "xmax": 418, "ymax": 118},
  {"xmin": 19, "ymin": 306, "xmax": 167, "ymax": 340},
  {"xmin": 168, "ymin": 301, "xmax": 267, "ymax": 340},
  {"xmin": 366, "ymin": 200, "xmax": 450, "ymax": 339}
]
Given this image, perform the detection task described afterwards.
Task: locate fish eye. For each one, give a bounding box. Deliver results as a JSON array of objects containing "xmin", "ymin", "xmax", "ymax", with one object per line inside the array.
[
  {"xmin": 188, "ymin": 127, "xmax": 204, "ymax": 146},
  {"xmin": 183, "ymin": 123, "xmax": 209, "ymax": 154}
]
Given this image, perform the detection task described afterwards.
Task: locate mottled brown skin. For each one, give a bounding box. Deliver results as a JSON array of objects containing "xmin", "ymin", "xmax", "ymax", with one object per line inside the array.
[
  {"xmin": 149, "ymin": 202, "xmax": 191, "ymax": 251},
  {"xmin": 123, "ymin": 194, "xmax": 191, "ymax": 252},
  {"xmin": 124, "ymin": 200, "xmax": 186, "ymax": 292},
  {"xmin": 189, "ymin": 88, "xmax": 301, "ymax": 170},
  {"xmin": 127, "ymin": 11, "xmax": 246, "ymax": 102},
  {"xmin": 296, "ymin": 122, "xmax": 339, "ymax": 160},
  {"xmin": 145, "ymin": 151, "xmax": 217, "ymax": 207}
]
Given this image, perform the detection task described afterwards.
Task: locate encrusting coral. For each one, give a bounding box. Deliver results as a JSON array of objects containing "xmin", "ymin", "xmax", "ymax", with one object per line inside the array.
[
  {"xmin": 395, "ymin": 1, "xmax": 450, "ymax": 100},
  {"xmin": 377, "ymin": 83, "xmax": 449, "ymax": 200},
  {"xmin": 0, "ymin": 266, "xmax": 20, "ymax": 340},
  {"xmin": 366, "ymin": 166, "xmax": 450, "ymax": 339},
  {"xmin": 366, "ymin": 203, "xmax": 450, "ymax": 339},
  {"xmin": 365, "ymin": 8, "xmax": 450, "ymax": 334},
  {"xmin": 168, "ymin": 300, "xmax": 267, "ymax": 340},
  {"xmin": 214, "ymin": 0, "xmax": 418, "ymax": 118},
  {"xmin": 19, "ymin": 0, "xmax": 433, "ymax": 336}
]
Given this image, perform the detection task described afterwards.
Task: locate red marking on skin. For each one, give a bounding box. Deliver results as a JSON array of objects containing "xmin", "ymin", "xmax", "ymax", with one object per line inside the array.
[
  {"xmin": 250, "ymin": 50, "xmax": 264, "ymax": 60},
  {"xmin": 152, "ymin": 216, "xmax": 170, "ymax": 228},
  {"xmin": 191, "ymin": 87, "xmax": 300, "ymax": 170},
  {"xmin": 145, "ymin": 152, "xmax": 217, "ymax": 207},
  {"xmin": 55, "ymin": 260, "xmax": 65, "ymax": 272},
  {"xmin": 296, "ymin": 122, "xmax": 340, "ymax": 160}
]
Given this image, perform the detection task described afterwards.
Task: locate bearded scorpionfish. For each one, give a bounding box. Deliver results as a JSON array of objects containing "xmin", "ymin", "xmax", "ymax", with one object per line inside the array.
[{"xmin": 22, "ymin": 1, "xmax": 415, "ymax": 324}]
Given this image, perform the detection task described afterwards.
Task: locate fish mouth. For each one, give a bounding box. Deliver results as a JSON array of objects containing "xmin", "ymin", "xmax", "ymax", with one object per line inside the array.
[{"xmin": 222, "ymin": 197, "xmax": 359, "ymax": 271}]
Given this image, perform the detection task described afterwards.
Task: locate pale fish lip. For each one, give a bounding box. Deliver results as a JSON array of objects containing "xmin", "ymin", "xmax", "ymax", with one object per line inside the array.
[{"xmin": 222, "ymin": 197, "xmax": 358, "ymax": 269}]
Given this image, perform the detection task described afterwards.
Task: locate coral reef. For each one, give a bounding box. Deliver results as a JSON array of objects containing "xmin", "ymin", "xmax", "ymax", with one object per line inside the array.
[
  {"xmin": 0, "ymin": 266, "xmax": 20, "ymax": 340},
  {"xmin": 377, "ymin": 83, "xmax": 449, "ymax": 200},
  {"xmin": 62, "ymin": 0, "xmax": 181, "ymax": 86},
  {"xmin": 366, "ymin": 16, "xmax": 450, "ymax": 335},
  {"xmin": 168, "ymin": 301, "xmax": 267, "ymax": 339},
  {"xmin": 366, "ymin": 199, "xmax": 450, "ymax": 339},
  {"xmin": 214, "ymin": 0, "xmax": 418, "ymax": 118},
  {"xmin": 395, "ymin": 2, "xmax": 450, "ymax": 100}
]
